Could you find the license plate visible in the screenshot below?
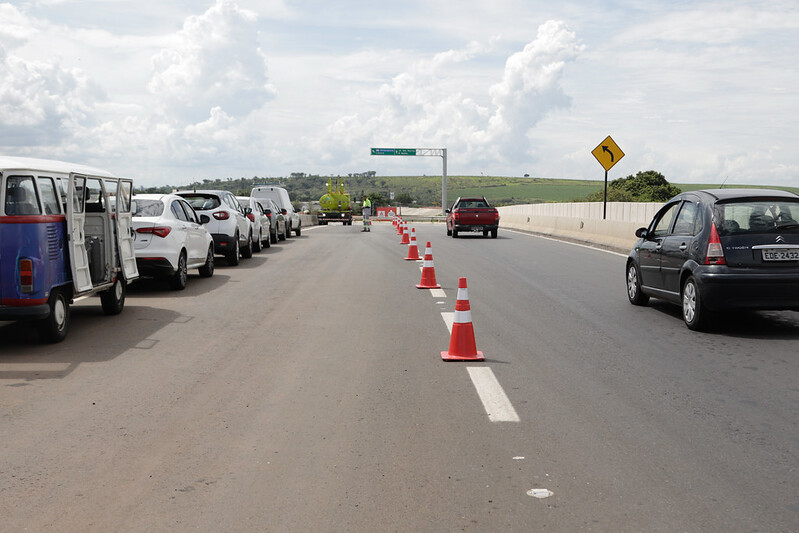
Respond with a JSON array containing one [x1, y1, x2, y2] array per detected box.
[[471, 226, 483, 232], [761, 248, 799, 261]]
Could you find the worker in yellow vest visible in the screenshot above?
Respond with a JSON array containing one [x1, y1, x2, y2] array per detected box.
[[361, 196, 372, 232]]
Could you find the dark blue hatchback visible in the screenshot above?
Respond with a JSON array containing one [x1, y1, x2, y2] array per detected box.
[[626, 188, 799, 330]]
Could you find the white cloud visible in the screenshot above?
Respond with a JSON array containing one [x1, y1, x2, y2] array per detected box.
[[148, 0, 276, 122]]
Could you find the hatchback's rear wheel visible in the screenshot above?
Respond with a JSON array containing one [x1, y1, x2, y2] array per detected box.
[[253, 230, 262, 252], [682, 276, 711, 331], [626, 262, 649, 306]]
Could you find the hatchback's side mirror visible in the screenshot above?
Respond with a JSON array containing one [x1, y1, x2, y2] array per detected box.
[[635, 227, 649, 239], [445, 209, 451, 214], [200, 214, 210, 224], [244, 207, 252, 215], [281, 209, 287, 215]]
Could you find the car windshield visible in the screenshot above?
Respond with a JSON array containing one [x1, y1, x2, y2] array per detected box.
[[133, 199, 164, 217], [181, 195, 221, 211], [715, 199, 799, 235]]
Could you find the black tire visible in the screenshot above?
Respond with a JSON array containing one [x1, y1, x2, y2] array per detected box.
[[278, 226, 287, 240], [295, 224, 301, 236], [491, 229, 498, 239], [226, 235, 240, 265], [253, 230, 262, 253], [36, 288, 70, 343], [270, 228, 278, 244], [263, 231, 271, 248], [198, 245, 215, 277], [169, 251, 188, 290], [285, 225, 291, 240], [241, 232, 253, 259], [446, 227, 452, 236], [682, 276, 712, 331], [100, 276, 126, 315], [626, 262, 649, 306]]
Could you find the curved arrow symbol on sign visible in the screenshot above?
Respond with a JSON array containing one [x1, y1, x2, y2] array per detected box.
[[602, 145, 615, 162]]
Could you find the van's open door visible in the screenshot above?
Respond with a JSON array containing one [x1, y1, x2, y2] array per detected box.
[[115, 179, 139, 281], [67, 174, 92, 293]]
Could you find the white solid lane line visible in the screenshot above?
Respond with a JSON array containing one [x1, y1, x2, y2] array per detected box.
[[467, 367, 521, 423]]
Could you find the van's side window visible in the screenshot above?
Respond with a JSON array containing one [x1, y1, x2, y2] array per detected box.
[[118, 181, 132, 213], [37, 177, 61, 215], [72, 177, 86, 213], [5, 176, 41, 215], [85, 179, 105, 212]]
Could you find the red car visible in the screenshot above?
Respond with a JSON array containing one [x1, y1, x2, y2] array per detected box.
[[446, 196, 500, 238]]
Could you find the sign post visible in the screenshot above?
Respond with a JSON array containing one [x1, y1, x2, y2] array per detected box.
[[371, 148, 448, 216], [591, 135, 625, 219]]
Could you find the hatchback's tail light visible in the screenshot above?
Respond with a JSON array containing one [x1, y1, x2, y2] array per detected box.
[[19, 258, 33, 293], [704, 223, 726, 265], [214, 211, 230, 220], [247, 213, 255, 222], [136, 227, 171, 238]]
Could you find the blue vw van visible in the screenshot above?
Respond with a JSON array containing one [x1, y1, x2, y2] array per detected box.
[[0, 157, 139, 342]]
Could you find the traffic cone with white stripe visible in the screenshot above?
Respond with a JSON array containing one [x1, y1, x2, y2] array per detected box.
[[400, 222, 410, 244], [405, 228, 421, 260], [441, 277, 484, 361], [396, 218, 404, 235], [416, 242, 441, 289]]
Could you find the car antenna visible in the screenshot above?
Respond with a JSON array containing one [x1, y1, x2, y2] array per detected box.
[[720, 176, 728, 189]]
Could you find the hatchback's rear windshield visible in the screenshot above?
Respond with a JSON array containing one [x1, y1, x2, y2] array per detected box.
[[133, 199, 164, 217], [181, 195, 221, 211], [715, 199, 799, 235]]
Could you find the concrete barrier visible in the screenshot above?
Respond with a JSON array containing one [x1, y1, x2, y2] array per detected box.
[[498, 202, 663, 251]]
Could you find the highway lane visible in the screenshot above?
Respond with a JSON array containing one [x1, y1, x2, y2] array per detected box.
[[1, 221, 797, 531]]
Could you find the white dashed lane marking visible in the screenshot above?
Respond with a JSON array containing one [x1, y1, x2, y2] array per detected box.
[[467, 367, 521, 423]]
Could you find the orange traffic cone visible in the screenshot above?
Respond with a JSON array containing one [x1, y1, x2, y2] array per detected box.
[[441, 277, 484, 361], [400, 222, 410, 244], [396, 218, 404, 235], [416, 242, 441, 289], [405, 228, 421, 260]]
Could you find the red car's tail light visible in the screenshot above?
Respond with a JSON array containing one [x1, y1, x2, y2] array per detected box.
[[136, 227, 172, 238], [19, 258, 33, 293], [704, 223, 726, 265], [214, 211, 230, 220]]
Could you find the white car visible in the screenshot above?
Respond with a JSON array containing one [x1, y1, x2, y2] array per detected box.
[[257, 197, 288, 243], [251, 185, 301, 237], [132, 194, 215, 290], [176, 190, 252, 265], [237, 196, 271, 251]]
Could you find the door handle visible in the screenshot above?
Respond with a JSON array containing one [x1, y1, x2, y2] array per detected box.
[[679, 243, 688, 251]]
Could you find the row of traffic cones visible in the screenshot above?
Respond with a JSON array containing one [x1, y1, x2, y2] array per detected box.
[[393, 219, 484, 362]]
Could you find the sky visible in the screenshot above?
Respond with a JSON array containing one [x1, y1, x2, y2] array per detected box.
[[1, 0, 797, 189]]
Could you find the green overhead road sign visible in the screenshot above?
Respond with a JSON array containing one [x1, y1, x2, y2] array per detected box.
[[371, 148, 417, 156]]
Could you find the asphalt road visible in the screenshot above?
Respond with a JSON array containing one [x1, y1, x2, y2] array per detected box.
[[1, 222, 798, 532]]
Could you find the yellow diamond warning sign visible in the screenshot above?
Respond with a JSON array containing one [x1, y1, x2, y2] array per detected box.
[[592, 136, 625, 172]]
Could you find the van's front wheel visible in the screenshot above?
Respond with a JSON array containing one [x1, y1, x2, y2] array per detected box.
[[37, 288, 70, 343], [101, 276, 126, 315]]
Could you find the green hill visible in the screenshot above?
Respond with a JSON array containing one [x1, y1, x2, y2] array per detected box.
[[137, 174, 799, 208]]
